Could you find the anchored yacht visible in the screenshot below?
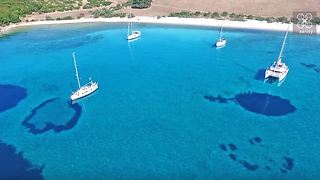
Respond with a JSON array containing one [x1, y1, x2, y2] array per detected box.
[[127, 7, 141, 41], [265, 25, 290, 81], [70, 52, 98, 101], [216, 23, 227, 48]]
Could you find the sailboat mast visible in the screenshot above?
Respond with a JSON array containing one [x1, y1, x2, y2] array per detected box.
[[72, 52, 81, 89], [127, 22, 131, 37], [277, 24, 290, 63], [218, 21, 224, 40], [127, 6, 132, 36], [219, 26, 223, 40]]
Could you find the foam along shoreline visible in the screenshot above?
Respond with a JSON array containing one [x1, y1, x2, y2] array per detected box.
[[1, 16, 320, 35]]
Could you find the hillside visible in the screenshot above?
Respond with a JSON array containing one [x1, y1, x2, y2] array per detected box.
[[133, 0, 320, 17], [1, 0, 319, 26]]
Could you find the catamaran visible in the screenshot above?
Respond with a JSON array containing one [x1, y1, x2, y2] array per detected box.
[[70, 52, 98, 101], [215, 23, 227, 47], [127, 7, 141, 41], [265, 25, 290, 81]]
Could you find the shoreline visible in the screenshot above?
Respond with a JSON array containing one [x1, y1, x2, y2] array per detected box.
[[1, 17, 320, 35]]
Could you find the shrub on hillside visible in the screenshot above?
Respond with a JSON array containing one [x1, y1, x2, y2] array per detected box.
[[311, 17, 320, 25], [131, 0, 152, 9]]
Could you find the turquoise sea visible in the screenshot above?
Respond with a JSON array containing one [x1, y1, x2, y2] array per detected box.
[[0, 23, 320, 179]]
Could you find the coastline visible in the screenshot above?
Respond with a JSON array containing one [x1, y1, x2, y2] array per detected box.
[[1, 16, 320, 35]]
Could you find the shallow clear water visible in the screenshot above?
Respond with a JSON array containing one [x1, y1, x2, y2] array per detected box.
[[0, 23, 320, 179]]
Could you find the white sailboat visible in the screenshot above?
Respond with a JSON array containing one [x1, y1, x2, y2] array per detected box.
[[70, 52, 98, 101], [127, 7, 141, 41], [265, 25, 290, 81], [215, 23, 227, 48]]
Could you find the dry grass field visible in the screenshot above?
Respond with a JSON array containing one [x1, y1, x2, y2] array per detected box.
[[131, 0, 320, 17], [22, 0, 320, 22]]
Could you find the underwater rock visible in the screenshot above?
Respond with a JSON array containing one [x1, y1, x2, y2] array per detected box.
[[22, 98, 82, 134], [0, 140, 44, 179], [300, 63, 320, 74], [204, 92, 296, 116], [300, 63, 320, 73], [280, 169, 287, 173], [229, 154, 237, 161], [282, 156, 294, 171], [249, 137, 262, 145], [228, 143, 237, 151], [234, 92, 296, 116], [220, 144, 227, 151], [254, 137, 262, 143], [300, 63, 316, 68], [219, 139, 295, 174], [249, 139, 254, 145], [204, 95, 230, 103], [49, 34, 103, 50], [0, 84, 27, 113], [239, 160, 259, 171]]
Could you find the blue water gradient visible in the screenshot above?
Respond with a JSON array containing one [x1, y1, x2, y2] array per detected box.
[[0, 23, 320, 179]]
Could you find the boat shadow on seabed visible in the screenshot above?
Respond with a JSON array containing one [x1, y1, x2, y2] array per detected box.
[[264, 77, 287, 87], [254, 69, 286, 87]]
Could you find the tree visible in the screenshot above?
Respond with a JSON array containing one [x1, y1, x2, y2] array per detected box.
[[222, 11, 228, 17]]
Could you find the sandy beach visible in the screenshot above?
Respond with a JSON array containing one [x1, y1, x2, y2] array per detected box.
[[1, 0, 318, 36], [1, 17, 320, 35]]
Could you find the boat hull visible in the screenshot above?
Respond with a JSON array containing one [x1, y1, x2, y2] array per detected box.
[[71, 82, 99, 101], [265, 68, 289, 81], [216, 39, 227, 47], [127, 31, 141, 40]]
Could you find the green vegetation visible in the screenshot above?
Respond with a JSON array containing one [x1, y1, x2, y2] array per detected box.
[[168, 11, 320, 24], [121, 0, 132, 7], [221, 11, 228, 17], [90, 0, 139, 18], [169, 11, 230, 20], [0, 0, 81, 25], [311, 17, 320, 25], [45, 16, 54, 21], [131, 0, 152, 9], [0, 0, 114, 26], [168, 11, 195, 18], [59, 16, 73, 20], [0, 0, 319, 27], [83, 0, 112, 9], [0, 0, 37, 25], [91, 8, 126, 18]]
